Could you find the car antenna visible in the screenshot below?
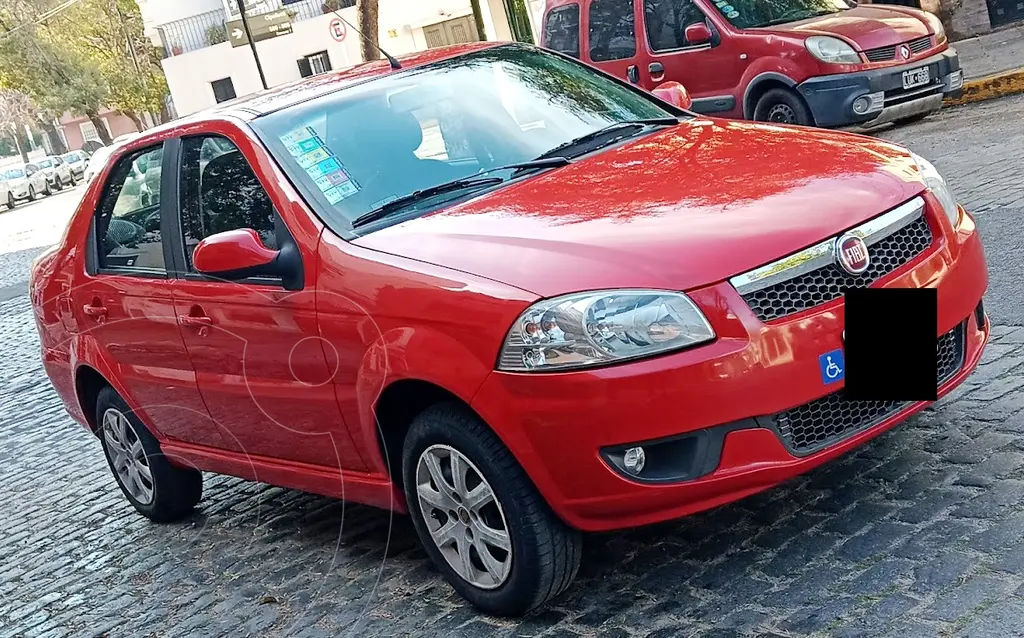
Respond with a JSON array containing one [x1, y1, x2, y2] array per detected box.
[[327, 10, 402, 70]]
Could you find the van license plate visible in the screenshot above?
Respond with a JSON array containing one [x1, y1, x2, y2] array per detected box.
[[902, 67, 930, 89]]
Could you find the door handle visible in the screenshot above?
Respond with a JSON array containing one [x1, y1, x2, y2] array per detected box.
[[649, 62, 665, 75], [179, 315, 213, 327], [626, 65, 640, 84], [83, 304, 107, 320]]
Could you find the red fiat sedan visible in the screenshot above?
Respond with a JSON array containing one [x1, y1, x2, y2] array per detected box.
[[31, 42, 988, 616]]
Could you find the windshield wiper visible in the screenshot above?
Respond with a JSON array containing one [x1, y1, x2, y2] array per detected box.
[[533, 118, 680, 162], [351, 157, 572, 229]]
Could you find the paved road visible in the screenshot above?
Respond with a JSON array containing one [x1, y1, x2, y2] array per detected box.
[[2, 96, 1024, 638]]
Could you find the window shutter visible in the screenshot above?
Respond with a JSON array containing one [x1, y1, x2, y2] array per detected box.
[[322, 53, 332, 72], [297, 57, 313, 78]]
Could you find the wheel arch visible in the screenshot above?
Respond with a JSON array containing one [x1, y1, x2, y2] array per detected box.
[[743, 72, 798, 119], [75, 364, 111, 434]]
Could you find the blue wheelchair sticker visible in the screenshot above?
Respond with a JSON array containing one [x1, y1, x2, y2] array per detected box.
[[818, 349, 845, 385]]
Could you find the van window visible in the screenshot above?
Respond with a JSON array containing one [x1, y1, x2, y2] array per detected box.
[[645, 0, 709, 51], [543, 5, 581, 58], [589, 0, 636, 62]]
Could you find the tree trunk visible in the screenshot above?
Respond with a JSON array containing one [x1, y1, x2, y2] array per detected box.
[[358, 0, 381, 62], [40, 120, 68, 155], [86, 112, 113, 145], [125, 111, 146, 133], [12, 128, 30, 164], [469, 0, 487, 41]]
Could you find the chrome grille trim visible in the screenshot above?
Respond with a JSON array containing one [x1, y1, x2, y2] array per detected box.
[[730, 197, 926, 297]]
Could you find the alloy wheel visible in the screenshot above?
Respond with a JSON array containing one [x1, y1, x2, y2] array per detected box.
[[415, 444, 512, 590], [102, 407, 155, 505]]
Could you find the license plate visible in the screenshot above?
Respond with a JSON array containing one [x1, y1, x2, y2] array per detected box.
[[902, 66, 930, 90]]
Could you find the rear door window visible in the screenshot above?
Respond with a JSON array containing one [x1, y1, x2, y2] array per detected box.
[[94, 145, 166, 273], [589, 0, 637, 62], [543, 5, 581, 58]]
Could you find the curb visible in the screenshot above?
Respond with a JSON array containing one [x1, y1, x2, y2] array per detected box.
[[944, 68, 1024, 106]]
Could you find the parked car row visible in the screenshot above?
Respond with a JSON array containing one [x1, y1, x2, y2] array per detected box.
[[0, 150, 96, 210]]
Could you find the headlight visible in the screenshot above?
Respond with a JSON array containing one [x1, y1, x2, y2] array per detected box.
[[911, 152, 960, 227], [922, 12, 947, 44], [805, 36, 861, 64], [498, 290, 715, 372]]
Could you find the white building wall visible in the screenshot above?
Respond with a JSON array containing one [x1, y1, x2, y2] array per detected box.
[[159, 0, 545, 117]]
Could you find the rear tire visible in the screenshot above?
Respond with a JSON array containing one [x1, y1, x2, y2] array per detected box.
[[28, 185, 35, 201], [753, 88, 815, 127], [43, 181, 51, 196], [96, 386, 203, 522], [402, 403, 581, 616]]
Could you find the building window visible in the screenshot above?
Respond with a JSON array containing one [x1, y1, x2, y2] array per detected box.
[[298, 51, 332, 78], [80, 121, 100, 143], [211, 78, 237, 104]]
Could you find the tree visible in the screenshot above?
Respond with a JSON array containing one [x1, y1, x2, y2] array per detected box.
[[357, 0, 380, 62], [470, 0, 487, 40], [0, 89, 36, 162]]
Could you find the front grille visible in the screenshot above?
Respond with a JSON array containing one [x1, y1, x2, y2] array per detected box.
[[741, 216, 933, 322], [863, 36, 932, 62], [767, 323, 966, 455]]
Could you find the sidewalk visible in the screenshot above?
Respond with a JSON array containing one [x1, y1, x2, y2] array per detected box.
[[955, 24, 1024, 79]]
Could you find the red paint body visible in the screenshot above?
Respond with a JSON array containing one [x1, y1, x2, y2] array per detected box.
[[542, 0, 957, 125], [30, 43, 988, 533]]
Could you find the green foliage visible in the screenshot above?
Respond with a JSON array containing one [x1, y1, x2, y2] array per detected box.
[[0, 0, 169, 126]]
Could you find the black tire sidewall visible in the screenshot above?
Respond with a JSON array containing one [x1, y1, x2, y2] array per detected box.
[[402, 406, 566, 616], [754, 88, 814, 127], [95, 386, 202, 522]]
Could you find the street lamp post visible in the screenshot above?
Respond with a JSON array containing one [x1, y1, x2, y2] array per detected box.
[[236, 0, 269, 90]]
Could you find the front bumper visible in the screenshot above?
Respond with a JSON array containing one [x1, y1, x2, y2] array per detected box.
[[472, 198, 988, 532], [798, 48, 962, 128], [9, 184, 30, 199]]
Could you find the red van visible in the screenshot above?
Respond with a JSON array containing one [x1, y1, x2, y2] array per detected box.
[[541, 0, 964, 128]]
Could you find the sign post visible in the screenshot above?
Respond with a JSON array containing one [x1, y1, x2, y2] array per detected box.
[[235, 0, 268, 90]]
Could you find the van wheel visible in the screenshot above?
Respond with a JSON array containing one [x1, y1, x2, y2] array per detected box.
[[753, 88, 814, 126], [96, 386, 203, 522], [402, 403, 582, 616]]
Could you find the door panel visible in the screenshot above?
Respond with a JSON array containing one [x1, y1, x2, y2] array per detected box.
[[169, 132, 365, 472], [74, 275, 221, 445]]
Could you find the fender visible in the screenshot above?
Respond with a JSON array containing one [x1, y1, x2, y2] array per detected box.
[[70, 332, 160, 436], [353, 324, 498, 475], [741, 70, 799, 119]]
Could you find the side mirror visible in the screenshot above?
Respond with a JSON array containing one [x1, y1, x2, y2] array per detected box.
[[192, 229, 303, 290], [685, 22, 713, 46], [653, 81, 693, 110]]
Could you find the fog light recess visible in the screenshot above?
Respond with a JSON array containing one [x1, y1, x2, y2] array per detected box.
[[622, 447, 646, 475], [853, 92, 884, 116]]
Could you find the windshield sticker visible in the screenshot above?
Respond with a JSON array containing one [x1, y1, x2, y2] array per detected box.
[[281, 126, 318, 147], [296, 147, 331, 169], [306, 157, 342, 180], [714, 0, 739, 18], [323, 181, 358, 204]]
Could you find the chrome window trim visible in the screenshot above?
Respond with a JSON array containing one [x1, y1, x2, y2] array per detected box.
[[729, 196, 926, 296]]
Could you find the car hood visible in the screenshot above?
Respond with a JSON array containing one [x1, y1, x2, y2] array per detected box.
[[762, 6, 932, 50], [354, 119, 927, 298], [7, 177, 26, 186]]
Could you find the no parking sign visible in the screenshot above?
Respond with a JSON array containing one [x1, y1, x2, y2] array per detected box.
[[329, 17, 346, 42]]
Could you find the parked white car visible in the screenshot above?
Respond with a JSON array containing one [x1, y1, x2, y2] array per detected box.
[[61, 150, 90, 180], [34, 155, 76, 192], [1, 164, 50, 208]]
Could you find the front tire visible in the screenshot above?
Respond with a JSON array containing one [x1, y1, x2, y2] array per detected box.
[[5, 193, 14, 210], [402, 403, 581, 616], [753, 88, 815, 127], [96, 386, 203, 522], [43, 181, 52, 196], [28, 185, 35, 201]]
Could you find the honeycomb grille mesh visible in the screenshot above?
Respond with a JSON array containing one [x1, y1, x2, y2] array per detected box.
[[741, 216, 933, 322], [771, 323, 966, 455]]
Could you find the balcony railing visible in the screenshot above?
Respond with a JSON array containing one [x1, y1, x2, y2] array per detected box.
[[157, 0, 356, 58]]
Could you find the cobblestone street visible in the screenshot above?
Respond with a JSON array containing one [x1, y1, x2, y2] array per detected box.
[[3, 96, 1024, 638]]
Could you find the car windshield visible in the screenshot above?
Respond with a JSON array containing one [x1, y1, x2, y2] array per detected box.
[[63, 152, 81, 162], [709, 0, 854, 29], [253, 44, 675, 234], [3, 168, 26, 179], [36, 158, 53, 168]]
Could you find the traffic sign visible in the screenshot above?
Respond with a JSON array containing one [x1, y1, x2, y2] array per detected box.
[[329, 17, 346, 42], [227, 9, 294, 47]]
